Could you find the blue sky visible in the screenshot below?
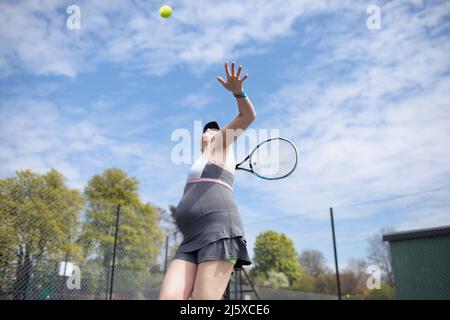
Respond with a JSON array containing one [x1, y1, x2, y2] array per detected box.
[[1, 0, 450, 270]]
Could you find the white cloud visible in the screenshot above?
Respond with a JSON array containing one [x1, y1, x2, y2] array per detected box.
[[221, 1, 450, 265], [244, 1, 450, 224], [0, 95, 185, 208], [0, 0, 329, 78], [179, 92, 215, 110]]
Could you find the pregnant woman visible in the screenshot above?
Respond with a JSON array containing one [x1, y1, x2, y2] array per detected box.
[[159, 61, 256, 300]]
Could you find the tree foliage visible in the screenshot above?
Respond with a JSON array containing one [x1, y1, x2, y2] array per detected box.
[[79, 168, 164, 294], [251, 230, 303, 286], [0, 169, 83, 298]]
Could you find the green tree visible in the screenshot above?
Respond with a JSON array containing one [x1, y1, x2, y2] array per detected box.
[[79, 168, 163, 298], [0, 169, 83, 299], [251, 231, 303, 286], [264, 270, 290, 289], [290, 273, 316, 292]]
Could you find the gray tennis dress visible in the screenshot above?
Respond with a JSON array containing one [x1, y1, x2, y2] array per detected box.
[[174, 154, 251, 268]]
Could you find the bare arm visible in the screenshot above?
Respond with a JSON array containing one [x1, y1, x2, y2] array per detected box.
[[216, 61, 256, 147]]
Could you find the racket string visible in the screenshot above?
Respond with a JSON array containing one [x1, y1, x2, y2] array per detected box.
[[250, 138, 298, 179]]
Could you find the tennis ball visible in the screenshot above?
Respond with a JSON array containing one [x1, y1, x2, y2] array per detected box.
[[159, 5, 172, 19]]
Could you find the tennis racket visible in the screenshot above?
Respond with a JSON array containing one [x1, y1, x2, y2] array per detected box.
[[235, 137, 299, 180]]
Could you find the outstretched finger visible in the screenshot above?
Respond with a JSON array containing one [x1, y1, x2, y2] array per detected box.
[[236, 65, 242, 78], [240, 74, 248, 82], [217, 76, 226, 86], [224, 61, 231, 78], [231, 61, 236, 77]]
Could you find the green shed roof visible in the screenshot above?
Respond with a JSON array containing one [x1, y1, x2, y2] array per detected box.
[[382, 225, 450, 242]]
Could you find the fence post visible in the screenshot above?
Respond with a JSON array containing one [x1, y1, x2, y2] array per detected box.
[[330, 207, 342, 300], [164, 235, 169, 274], [223, 282, 230, 300], [234, 270, 238, 300], [239, 269, 243, 300], [109, 203, 121, 300]]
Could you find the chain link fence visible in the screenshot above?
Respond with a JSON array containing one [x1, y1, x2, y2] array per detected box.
[[0, 200, 164, 299], [235, 185, 450, 300], [0, 170, 164, 300], [1, 170, 449, 300]]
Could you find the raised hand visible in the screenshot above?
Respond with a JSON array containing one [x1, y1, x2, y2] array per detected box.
[[216, 61, 248, 95]]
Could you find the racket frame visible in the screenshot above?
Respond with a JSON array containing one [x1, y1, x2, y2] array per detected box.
[[235, 137, 299, 180]]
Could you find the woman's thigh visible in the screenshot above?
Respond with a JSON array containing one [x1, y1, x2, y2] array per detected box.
[[159, 259, 198, 300], [191, 260, 234, 300]]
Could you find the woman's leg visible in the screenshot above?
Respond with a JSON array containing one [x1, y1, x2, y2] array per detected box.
[[191, 260, 234, 300], [159, 259, 198, 300]]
